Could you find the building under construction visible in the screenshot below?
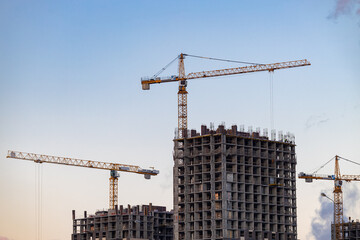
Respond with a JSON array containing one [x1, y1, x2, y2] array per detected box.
[[72, 204, 173, 240], [71, 123, 298, 240], [173, 124, 297, 240], [332, 219, 360, 240]]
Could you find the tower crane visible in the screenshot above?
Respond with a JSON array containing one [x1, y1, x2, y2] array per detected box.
[[141, 53, 311, 138], [298, 155, 360, 240], [6, 150, 159, 210]]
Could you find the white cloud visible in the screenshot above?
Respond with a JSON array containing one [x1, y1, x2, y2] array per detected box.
[[305, 114, 329, 130]]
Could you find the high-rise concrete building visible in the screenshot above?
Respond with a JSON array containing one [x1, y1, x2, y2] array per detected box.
[[72, 204, 173, 240], [173, 124, 297, 240]]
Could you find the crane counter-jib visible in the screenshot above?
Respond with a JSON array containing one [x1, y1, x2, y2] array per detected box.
[[6, 150, 159, 176], [298, 172, 335, 180], [298, 172, 360, 182]]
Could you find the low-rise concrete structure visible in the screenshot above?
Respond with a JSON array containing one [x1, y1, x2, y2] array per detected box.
[[72, 204, 173, 240], [332, 220, 360, 240]]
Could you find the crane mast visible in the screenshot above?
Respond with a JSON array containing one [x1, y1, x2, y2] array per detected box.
[[141, 53, 311, 139], [178, 53, 187, 138], [298, 155, 360, 240], [333, 156, 344, 240], [7, 150, 159, 209]]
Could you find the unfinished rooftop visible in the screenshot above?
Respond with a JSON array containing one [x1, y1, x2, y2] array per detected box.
[[177, 124, 295, 144]]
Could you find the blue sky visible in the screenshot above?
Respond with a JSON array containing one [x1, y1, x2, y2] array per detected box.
[[0, 1, 359, 239]]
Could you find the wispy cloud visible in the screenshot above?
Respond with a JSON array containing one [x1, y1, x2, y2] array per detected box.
[[305, 114, 329, 130], [328, 0, 360, 20]]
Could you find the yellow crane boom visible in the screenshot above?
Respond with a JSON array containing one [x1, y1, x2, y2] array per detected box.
[[298, 155, 360, 240], [141, 53, 310, 138], [7, 150, 159, 209]]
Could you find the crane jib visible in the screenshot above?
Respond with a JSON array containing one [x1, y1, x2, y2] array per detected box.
[[141, 59, 311, 88], [6, 150, 159, 176]]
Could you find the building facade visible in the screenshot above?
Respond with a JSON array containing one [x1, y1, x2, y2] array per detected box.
[[332, 220, 360, 240], [72, 204, 173, 240], [173, 124, 297, 240]]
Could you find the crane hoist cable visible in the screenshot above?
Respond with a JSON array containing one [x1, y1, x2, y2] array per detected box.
[[35, 163, 43, 240], [269, 71, 274, 130]]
